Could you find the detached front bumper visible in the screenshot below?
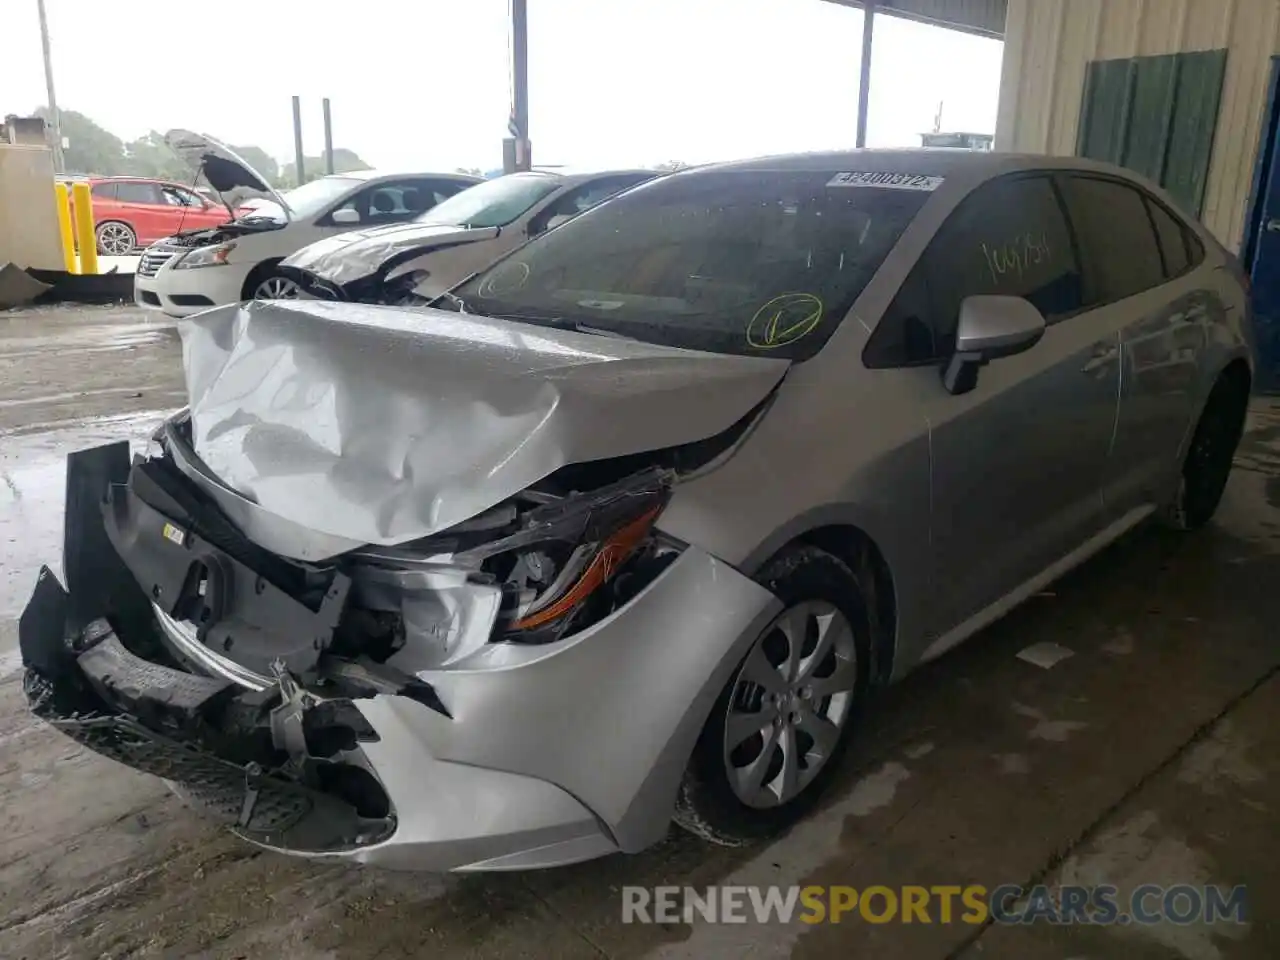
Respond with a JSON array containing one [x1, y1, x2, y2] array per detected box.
[[20, 441, 780, 871]]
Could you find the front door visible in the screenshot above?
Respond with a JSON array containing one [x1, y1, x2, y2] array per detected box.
[[868, 173, 1121, 634]]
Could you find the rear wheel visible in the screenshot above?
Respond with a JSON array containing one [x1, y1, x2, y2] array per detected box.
[[673, 544, 871, 846], [95, 221, 136, 256], [1166, 365, 1250, 530]]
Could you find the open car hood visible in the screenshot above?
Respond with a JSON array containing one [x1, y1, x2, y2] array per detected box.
[[281, 222, 499, 287], [178, 300, 788, 556], [164, 129, 291, 216]]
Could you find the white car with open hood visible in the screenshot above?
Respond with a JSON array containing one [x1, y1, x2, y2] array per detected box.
[[133, 130, 480, 317], [278, 168, 657, 304]]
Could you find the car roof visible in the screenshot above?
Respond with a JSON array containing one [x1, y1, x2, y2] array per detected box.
[[689, 148, 1153, 188], [489, 169, 656, 189], [334, 169, 483, 183], [91, 175, 192, 183]]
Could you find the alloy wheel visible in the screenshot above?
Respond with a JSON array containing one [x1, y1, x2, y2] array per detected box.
[[723, 600, 858, 809], [254, 275, 301, 300], [96, 223, 135, 255]]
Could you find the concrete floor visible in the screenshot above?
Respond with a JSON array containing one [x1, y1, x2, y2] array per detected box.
[[0, 304, 1276, 960]]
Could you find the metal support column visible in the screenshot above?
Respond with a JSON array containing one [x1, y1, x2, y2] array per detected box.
[[856, 0, 876, 148], [36, 0, 65, 172], [291, 96, 306, 185], [507, 0, 531, 172], [322, 98, 335, 175]]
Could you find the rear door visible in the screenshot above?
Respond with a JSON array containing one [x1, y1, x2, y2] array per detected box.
[[1057, 174, 1210, 514], [112, 180, 167, 244], [865, 173, 1121, 633]]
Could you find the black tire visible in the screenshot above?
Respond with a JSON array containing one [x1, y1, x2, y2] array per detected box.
[[673, 544, 873, 846], [1166, 366, 1250, 530], [94, 220, 136, 256], [240, 261, 298, 301]]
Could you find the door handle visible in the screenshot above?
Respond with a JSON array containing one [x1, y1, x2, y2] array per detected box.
[[1266, 218, 1280, 232], [1083, 344, 1119, 374]]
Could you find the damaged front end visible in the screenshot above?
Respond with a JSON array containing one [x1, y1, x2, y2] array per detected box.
[[20, 426, 680, 858]]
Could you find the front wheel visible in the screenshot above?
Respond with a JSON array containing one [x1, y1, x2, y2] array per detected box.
[[251, 273, 301, 300], [673, 544, 872, 846]]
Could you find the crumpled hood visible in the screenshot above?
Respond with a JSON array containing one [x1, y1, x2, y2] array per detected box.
[[281, 222, 499, 287], [178, 299, 788, 554]]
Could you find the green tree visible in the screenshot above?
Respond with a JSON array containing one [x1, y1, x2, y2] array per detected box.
[[36, 107, 123, 176], [229, 145, 280, 185], [121, 131, 190, 180], [278, 149, 371, 187], [455, 166, 483, 177]]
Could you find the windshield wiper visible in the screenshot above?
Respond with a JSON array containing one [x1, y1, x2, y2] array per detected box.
[[487, 311, 636, 341], [432, 290, 469, 313], [572, 322, 636, 341]]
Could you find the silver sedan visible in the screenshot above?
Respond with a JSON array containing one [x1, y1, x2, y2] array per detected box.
[[20, 150, 1253, 870]]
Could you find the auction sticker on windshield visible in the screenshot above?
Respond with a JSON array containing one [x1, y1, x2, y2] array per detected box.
[[827, 171, 944, 191]]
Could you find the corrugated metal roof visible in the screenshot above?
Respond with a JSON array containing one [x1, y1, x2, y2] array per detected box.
[[821, 0, 1008, 39]]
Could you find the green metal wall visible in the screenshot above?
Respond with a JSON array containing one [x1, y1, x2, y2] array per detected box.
[[1076, 49, 1227, 215]]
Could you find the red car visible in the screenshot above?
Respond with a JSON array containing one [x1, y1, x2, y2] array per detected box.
[[85, 177, 231, 255]]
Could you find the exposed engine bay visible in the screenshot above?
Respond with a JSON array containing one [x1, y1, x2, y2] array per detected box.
[[167, 216, 286, 250]]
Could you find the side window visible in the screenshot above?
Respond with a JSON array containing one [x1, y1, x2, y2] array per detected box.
[[866, 174, 1081, 367], [366, 185, 408, 222], [115, 181, 160, 204], [1059, 175, 1165, 305], [91, 182, 117, 201], [161, 186, 202, 207], [1145, 195, 1202, 278], [428, 179, 472, 205], [529, 175, 651, 235], [333, 180, 429, 224]]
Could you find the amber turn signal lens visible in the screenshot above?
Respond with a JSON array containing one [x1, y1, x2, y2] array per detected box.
[[511, 505, 662, 631]]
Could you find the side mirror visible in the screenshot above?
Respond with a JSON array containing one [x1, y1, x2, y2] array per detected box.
[[331, 207, 361, 225], [942, 295, 1046, 396]]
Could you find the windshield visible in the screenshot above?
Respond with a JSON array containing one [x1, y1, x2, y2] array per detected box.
[[266, 176, 361, 220], [418, 174, 560, 228], [451, 169, 932, 360]]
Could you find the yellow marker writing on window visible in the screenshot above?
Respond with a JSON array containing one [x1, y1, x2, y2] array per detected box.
[[747, 293, 824, 349]]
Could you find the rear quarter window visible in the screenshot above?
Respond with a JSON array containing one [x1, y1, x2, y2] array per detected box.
[[1145, 195, 1204, 278], [1059, 175, 1165, 304]]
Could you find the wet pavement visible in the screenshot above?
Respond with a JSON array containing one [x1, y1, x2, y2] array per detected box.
[[0, 304, 1277, 959]]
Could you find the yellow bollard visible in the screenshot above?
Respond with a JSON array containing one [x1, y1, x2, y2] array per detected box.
[[70, 180, 99, 275], [54, 182, 77, 273]]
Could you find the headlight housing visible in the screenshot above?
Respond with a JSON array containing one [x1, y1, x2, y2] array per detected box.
[[454, 468, 677, 644], [174, 242, 237, 269]]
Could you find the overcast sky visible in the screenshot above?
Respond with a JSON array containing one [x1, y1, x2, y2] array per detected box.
[[1, 0, 1003, 172]]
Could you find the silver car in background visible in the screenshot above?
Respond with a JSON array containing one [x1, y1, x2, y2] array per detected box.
[[278, 168, 656, 304], [20, 150, 1252, 871]]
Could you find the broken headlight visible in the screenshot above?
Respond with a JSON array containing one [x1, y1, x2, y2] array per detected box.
[[455, 468, 677, 644]]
